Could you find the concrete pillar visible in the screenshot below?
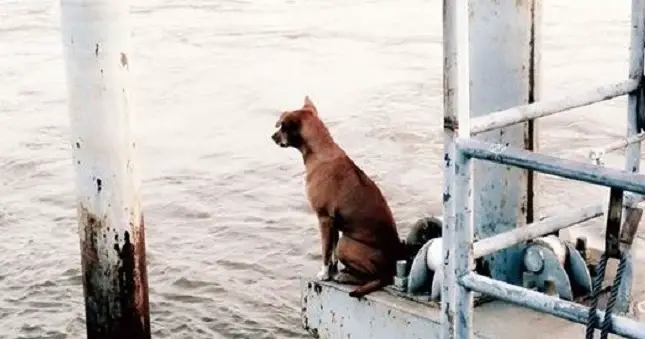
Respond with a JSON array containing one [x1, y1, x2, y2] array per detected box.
[[59, 0, 151, 337]]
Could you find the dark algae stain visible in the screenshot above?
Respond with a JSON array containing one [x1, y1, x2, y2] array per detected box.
[[79, 205, 150, 339]]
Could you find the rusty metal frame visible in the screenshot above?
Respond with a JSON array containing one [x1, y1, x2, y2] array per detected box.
[[452, 138, 645, 338], [443, 0, 645, 338]]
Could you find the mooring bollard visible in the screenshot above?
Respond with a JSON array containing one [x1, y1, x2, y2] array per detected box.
[[58, 0, 151, 338]]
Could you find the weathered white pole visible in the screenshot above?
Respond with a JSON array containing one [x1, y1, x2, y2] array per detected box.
[[441, 0, 471, 336], [59, 0, 151, 338], [617, 0, 645, 316], [625, 0, 645, 174]]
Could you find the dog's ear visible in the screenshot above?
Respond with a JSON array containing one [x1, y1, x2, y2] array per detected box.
[[303, 96, 318, 115]]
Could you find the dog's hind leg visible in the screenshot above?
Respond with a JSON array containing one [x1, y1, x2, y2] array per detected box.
[[336, 236, 394, 297], [336, 236, 382, 276]]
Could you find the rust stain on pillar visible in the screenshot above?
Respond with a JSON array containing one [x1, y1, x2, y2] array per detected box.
[[80, 206, 150, 339]]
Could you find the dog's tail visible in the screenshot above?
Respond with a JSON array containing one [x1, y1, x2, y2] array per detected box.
[[349, 277, 391, 298]]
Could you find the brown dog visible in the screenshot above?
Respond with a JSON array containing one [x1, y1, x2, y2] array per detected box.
[[271, 96, 403, 298]]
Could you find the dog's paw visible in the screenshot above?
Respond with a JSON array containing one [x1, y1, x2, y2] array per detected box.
[[316, 266, 332, 281]]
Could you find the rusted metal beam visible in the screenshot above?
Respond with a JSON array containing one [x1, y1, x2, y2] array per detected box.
[[59, 0, 151, 338], [620, 207, 643, 248], [605, 188, 625, 259], [470, 79, 639, 135], [460, 273, 645, 339]]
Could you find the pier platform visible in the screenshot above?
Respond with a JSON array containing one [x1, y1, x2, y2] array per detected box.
[[301, 233, 645, 339]]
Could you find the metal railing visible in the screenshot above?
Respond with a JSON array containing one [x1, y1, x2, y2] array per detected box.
[[441, 0, 645, 338]]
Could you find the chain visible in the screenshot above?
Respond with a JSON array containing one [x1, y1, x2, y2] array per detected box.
[[600, 252, 626, 339], [586, 252, 608, 339], [585, 252, 627, 339]]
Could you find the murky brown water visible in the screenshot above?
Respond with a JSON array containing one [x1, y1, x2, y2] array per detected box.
[[1, 0, 644, 338]]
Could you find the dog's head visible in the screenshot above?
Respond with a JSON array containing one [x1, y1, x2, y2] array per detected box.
[[271, 96, 319, 149]]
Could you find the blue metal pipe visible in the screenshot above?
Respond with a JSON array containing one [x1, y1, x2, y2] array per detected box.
[[460, 273, 645, 339], [456, 138, 645, 195]]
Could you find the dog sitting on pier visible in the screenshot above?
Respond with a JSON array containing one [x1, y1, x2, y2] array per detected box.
[[271, 96, 404, 298]]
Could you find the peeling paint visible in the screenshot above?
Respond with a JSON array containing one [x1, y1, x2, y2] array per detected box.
[[120, 52, 128, 69]]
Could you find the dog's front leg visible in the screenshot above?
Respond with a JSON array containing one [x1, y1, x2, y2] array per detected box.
[[316, 215, 339, 281]]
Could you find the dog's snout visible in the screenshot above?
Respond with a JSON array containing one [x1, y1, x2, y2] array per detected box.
[[271, 131, 280, 143]]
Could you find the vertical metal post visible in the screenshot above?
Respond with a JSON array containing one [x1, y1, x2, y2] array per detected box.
[[626, 0, 645, 175], [468, 0, 541, 285], [59, 0, 151, 338], [527, 0, 542, 226], [442, 0, 470, 337], [442, 0, 459, 336], [454, 146, 474, 339], [618, 0, 645, 314]]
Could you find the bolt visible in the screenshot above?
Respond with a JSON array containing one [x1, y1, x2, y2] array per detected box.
[[393, 276, 408, 292], [396, 260, 407, 278], [523, 245, 545, 273]]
